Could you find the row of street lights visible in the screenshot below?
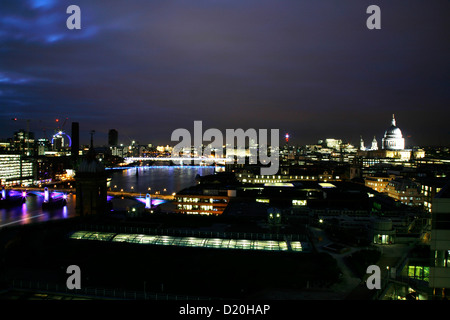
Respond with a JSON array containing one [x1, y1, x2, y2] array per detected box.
[[111, 185, 168, 195]]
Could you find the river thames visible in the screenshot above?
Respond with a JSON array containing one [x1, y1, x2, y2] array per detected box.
[[108, 165, 216, 195], [0, 166, 216, 228]]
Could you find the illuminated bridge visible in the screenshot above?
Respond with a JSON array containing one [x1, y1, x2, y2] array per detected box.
[[124, 157, 233, 164], [0, 188, 67, 207], [2, 187, 169, 210]]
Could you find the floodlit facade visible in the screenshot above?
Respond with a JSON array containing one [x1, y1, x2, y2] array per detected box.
[[365, 175, 393, 193], [236, 172, 340, 184], [385, 178, 423, 207], [357, 114, 425, 161], [175, 194, 229, 215], [382, 114, 405, 151]]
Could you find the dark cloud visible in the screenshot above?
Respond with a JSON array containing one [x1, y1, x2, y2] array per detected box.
[[0, 0, 449, 146]]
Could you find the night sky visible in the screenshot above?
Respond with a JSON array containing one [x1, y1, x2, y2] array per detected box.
[[1, 0, 449, 147]]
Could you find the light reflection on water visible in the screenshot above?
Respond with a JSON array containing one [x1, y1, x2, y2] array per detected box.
[[0, 193, 77, 228], [21, 202, 29, 224], [109, 166, 216, 194], [0, 167, 216, 227]]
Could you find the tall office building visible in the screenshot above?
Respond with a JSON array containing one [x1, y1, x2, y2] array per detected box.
[[108, 129, 118, 146], [429, 184, 450, 299], [13, 129, 35, 156], [71, 122, 80, 159], [0, 154, 34, 186]]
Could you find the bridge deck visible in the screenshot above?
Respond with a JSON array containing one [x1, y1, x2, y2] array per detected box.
[[11, 188, 175, 200], [124, 157, 232, 163]]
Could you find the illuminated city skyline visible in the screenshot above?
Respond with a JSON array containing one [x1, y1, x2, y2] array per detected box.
[[1, 0, 449, 146]]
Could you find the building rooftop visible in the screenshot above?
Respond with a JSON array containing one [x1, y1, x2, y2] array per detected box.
[[176, 184, 233, 196], [69, 230, 309, 252], [388, 178, 420, 191], [416, 177, 450, 187], [222, 198, 268, 217], [434, 183, 450, 199]]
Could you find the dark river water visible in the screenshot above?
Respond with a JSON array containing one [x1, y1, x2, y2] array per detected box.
[[108, 165, 216, 195], [0, 166, 216, 228]]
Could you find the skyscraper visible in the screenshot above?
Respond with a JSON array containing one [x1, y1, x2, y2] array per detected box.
[[71, 122, 80, 159], [13, 129, 34, 156], [108, 129, 118, 146]]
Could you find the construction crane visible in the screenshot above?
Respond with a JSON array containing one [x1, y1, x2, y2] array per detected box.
[[55, 117, 69, 133]]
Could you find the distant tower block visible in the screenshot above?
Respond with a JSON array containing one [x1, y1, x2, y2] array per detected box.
[[108, 129, 118, 146], [71, 122, 80, 159], [75, 131, 107, 216]]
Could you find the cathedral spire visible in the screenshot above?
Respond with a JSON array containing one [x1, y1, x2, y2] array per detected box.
[[371, 136, 378, 150], [391, 114, 396, 126]]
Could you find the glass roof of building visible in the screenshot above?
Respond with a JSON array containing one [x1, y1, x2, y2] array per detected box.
[[70, 231, 117, 241], [69, 231, 307, 252]]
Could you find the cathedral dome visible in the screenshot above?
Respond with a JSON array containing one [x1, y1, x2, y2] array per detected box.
[[382, 114, 405, 150], [384, 125, 403, 139]]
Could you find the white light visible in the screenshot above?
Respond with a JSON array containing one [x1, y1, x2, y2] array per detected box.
[[44, 187, 49, 202], [145, 193, 151, 209]]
